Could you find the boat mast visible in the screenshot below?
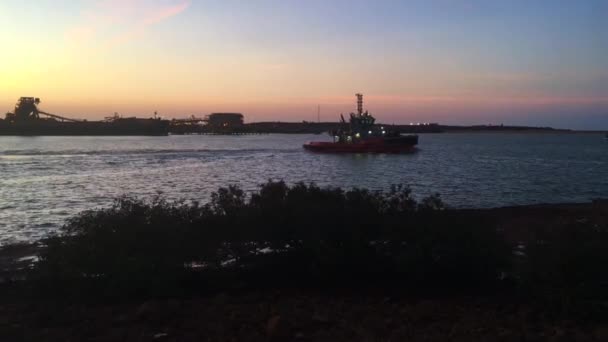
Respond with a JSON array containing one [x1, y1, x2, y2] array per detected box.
[[356, 93, 363, 116], [317, 104, 321, 123]]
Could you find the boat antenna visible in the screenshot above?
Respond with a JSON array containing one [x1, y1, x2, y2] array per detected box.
[[317, 104, 321, 123], [356, 93, 363, 116]]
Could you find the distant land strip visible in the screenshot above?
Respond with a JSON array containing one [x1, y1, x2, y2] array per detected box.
[[169, 121, 606, 135]]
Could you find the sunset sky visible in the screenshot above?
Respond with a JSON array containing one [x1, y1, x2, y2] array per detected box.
[[1, 0, 606, 129]]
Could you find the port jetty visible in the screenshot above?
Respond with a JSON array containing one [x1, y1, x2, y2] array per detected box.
[[1, 182, 607, 340], [1, 98, 169, 136]]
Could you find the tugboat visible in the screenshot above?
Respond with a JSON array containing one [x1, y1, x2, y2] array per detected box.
[[303, 94, 418, 153]]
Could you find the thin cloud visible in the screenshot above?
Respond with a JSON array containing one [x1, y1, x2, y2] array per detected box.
[[66, 0, 191, 48]]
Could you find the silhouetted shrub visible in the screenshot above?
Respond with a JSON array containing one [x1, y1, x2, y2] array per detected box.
[[381, 213, 510, 290], [32, 181, 511, 297], [524, 221, 608, 301], [36, 197, 200, 297]]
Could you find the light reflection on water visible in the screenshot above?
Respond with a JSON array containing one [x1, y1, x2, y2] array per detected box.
[[0, 133, 607, 244]]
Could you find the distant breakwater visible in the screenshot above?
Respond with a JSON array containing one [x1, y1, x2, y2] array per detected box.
[[168, 121, 577, 135]]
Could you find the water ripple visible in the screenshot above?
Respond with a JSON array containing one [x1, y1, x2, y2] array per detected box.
[[0, 133, 607, 245]]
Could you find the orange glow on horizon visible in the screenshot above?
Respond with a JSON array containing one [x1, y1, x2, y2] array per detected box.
[[1, 1, 606, 128]]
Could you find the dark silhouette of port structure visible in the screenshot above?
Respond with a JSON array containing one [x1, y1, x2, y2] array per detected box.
[[1, 97, 169, 136], [2, 97, 572, 136], [170, 112, 250, 135]]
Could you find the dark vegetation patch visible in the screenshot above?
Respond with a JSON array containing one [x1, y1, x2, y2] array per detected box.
[[32, 182, 509, 297], [1, 182, 607, 320]]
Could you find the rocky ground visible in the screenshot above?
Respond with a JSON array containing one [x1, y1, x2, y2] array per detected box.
[[2, 291, 608, 342]]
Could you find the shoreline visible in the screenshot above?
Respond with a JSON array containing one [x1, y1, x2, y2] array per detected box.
[[169, 120, 608, 135], [438, 129, 607, 134]]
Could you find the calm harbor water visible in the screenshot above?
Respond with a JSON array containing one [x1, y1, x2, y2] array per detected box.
[[1, 133, 607, 244]]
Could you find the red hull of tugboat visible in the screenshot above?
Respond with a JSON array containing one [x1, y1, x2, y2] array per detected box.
[[303, 136, 418, 153]]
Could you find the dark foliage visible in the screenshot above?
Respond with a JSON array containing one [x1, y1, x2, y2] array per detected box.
[[523, 221, 608, 318], [29, 181, 510, 297], [25, 181, 607, 309]]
